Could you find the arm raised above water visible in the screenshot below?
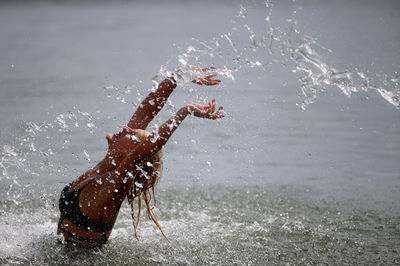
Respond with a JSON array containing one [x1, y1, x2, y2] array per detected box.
[[117, 100, 224, 191], [127, 77, 177, 130], [127, 66, 221, 130]]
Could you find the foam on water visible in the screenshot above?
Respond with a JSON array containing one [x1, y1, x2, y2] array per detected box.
[[0, 186, 398, 264]]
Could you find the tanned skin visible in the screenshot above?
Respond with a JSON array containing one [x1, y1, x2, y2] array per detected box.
[[58, 67, 223, 248]]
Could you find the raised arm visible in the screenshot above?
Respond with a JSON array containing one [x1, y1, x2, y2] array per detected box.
[[117, 99, 224, 191], [127, 77, 177, 130], [127, 66, 221, 130], [145, 99, 224, 154]]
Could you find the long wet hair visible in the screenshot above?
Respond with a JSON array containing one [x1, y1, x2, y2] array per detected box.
[[126, 150, 172, 244]]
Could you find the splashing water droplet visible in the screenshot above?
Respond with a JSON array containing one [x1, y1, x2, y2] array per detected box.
[[236, 5, 248, 18], [83, 149, 90, 162]]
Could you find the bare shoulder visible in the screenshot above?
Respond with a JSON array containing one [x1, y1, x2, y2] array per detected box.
[[70, 168, 99, 189]]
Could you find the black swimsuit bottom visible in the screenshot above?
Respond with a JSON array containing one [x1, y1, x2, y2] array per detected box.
[[58, 182, 120, 251]]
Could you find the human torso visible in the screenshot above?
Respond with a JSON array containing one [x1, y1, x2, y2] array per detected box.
[[58, 168, 129, 250]]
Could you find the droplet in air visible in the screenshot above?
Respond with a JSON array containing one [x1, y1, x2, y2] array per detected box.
[[236, 5, 248, 18], [84, 149, 90, 161], [131, 135, 140, 142]]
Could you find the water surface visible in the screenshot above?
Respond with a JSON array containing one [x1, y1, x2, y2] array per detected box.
[[0, 0, 399, 264]]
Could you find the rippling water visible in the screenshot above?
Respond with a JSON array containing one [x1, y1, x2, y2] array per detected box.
[[0, 0, 399, 264], [1, 186, 399, 264]]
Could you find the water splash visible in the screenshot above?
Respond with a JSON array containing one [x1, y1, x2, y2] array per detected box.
[[104, 85, 132, 104], [1, 0, 397, 207], [0, 107, 98, 201], [155, 1, 399, 110], [0, 2, 398, 264], [281, 21, 400, 109]]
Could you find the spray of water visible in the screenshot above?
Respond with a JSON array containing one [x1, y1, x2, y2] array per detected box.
[[154, 1, 399, 110], [0, 107, 97, 202], [0, 1, 399, 262], [0, 0, 398, 216], [1, 0, 398, 206]]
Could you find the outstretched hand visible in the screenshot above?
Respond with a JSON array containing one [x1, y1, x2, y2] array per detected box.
[[191, 66, 222, 86], [188, 99, 224, 120]]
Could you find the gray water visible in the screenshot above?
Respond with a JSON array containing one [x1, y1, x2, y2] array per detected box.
[[0, 0, 399, 264]]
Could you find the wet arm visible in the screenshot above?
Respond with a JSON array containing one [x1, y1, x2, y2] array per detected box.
[[127, 66, 221, 130], [118, 106, 190, 178], [117, 101, 223, 191], [127, 78, 177, 130]]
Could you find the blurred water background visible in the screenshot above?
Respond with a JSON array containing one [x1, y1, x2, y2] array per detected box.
[[0, 0, 399, 264]]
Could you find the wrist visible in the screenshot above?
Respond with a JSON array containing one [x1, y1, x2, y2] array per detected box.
[[160, 77, 177, 90], [171, 66, 201, 85], [167, 76, 178, 87], [178, 105, 191, 118]]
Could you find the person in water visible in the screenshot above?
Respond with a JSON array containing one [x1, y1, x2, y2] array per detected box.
[[57, 66, 224, 251]]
